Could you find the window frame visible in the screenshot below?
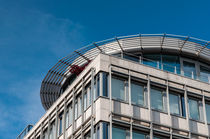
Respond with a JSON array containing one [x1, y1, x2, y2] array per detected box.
[[130, 80, 146, 107], [169, 91, 185, 117], [188, 96, 203, 122], [199, 63, 210, 83], [111, 75, 129, 103]]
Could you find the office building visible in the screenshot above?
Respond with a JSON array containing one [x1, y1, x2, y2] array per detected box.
[[23, 34, 210, 139]]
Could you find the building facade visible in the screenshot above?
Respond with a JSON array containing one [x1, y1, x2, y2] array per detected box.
[[23, 34, 210, 139]]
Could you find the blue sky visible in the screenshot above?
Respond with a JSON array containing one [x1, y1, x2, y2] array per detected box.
[[0, 0, 210, 138]]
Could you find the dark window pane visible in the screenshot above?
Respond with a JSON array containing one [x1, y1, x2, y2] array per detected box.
[[123, 53, 139, 63], [143, 54, 161, 69], [162, 55, 180, 74], [183, 61, 196, 79]]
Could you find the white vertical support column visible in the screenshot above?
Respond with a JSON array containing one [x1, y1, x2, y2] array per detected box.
[[55, 106, 59, 139], [63, 98, 67, 139], [184, 85, 190, 138], [109, 65, 112, 139], [47, 115, 51, 139], [147, 75, 153, 139], [81, 78, 85, 139], [91, 68, 95, 139]]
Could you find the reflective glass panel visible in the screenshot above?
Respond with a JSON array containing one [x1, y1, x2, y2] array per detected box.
[[112, 127, 127, 139], [188, 98, 199, 120], [205, 103, 210, 123], [200, 65, 210, 83], [162, 55, 180, 74], [112, 77, 126, 101], [183, 61, 196, 79], [151, 88, 163, 111], [131, 82, 144, 106], [169, 93, 180, 115], [143, 54, 161, 69], [133, 131, 145, 139], [123, 53, 139, 63]]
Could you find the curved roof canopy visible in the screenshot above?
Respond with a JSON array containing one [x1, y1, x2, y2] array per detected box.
[[41, 34, 210, 110]]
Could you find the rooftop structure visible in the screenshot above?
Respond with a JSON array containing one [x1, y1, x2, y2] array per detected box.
[[24, 34, 210, 139]]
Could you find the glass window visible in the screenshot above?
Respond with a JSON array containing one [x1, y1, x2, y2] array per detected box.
[[84, 92, 87, 110], [69, 105, 73, 125], [133, 131, 146, 139], [200, 65, 210, 83], [169, 93, 180, 115], [188, 98, 200, 120], [151, 88, 164, 111], [143, 54, 161, 69], [162, 55, 180, 74], [74, 101, 78, 119], [87, 86, 92, 107], [112, 127, 129, 139], [205, 103, 210, 123], [102, 72, 108, 97], [74, 95, 82, 119], [111, 77, 127, 102], [131, 82, 144, 106], [65, 111, 69, 129], [123, 53, 139, 63], [49, 122, 55, 139], [78, 96, 82, 117], [183, 61, 197, 79], [59, 114, 63, 135], [102, 123, 108, 139]]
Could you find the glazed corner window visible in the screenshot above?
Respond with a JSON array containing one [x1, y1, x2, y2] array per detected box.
[[111, 77, 128, 102], [169, 92, 186, 117], [112, 127, 129, 139], [205, 102, 210, 123], [151, 87, 167, 112], [188, 97, 203, 121], [131, 81, 145, 106]]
